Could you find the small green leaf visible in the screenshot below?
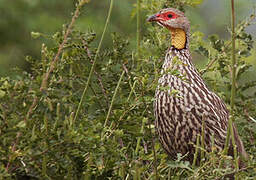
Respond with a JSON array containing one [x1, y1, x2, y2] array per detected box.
[[0, 90, 5, 98], [31, 31, 41, 39], [16, 121, 26, 128]]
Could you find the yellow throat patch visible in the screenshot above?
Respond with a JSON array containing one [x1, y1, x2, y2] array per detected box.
[[169, 28, 186, 49]]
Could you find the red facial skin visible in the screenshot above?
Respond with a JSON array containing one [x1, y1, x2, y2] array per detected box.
[[147, 11, 179, 22]]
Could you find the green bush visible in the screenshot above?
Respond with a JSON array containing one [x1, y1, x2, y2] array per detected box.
[[0, 0, 255, 179]]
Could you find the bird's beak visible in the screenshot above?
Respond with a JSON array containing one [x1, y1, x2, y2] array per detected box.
[[147, 14, 159, 22]]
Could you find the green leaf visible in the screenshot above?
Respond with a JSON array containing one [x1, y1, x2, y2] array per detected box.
[[0, 89, 5, 98], [16, 121, 26, 128]]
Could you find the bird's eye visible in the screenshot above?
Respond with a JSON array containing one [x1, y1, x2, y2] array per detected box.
[[167, 14, 173, 18]]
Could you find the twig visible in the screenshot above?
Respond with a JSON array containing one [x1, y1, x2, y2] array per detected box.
[[200, 114, 206, 164], [149, 120, 159, 180], [135, 117, 146, 155], [192, 134, 200, 167], [6, 132, 21, 172], [224, 1, 239, 178], [25, 97, 38, 123], [230, 0, 238, 166], [199, 41, 231, 75], [137, 0, 141, 68], [40, 3, 82, 92], [89, 84, 105, 111], [25, 2, 87, 122], [199, 57, 218, 75], [104, 69, 125, 127], [82, 40, 109, 107], [200, 12, 256, 76]]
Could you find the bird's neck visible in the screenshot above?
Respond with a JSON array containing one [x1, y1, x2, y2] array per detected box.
[[169, 28, 188, 50], [161, 27, 192, 72], [163, 47, 192, 71]]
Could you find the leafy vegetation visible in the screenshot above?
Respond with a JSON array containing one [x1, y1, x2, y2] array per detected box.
[[0, 0, 255, 179]]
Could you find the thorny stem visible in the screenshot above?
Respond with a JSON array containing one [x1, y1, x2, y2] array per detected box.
[[224, 0, 239, 176], [25, 1, 87, 122], [40, 3, 82, 92], [20, 1, 87, 173], [230, 0, 239, 172], [230, 0, 236, 127], [74, 0, 114, 122]]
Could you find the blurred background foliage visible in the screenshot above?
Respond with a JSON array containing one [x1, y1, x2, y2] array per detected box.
[[0, 0, 256, 76]]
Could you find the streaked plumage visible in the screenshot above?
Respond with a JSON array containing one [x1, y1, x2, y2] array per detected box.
[[147, 8, 247, 163]]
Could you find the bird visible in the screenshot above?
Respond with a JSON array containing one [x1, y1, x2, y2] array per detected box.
[[147, 8, 247, 165]]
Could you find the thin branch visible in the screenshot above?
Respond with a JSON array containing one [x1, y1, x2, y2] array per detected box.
[[200, 114, 206, 165], [25, 96, 38, 123], [104, 69, 125, 127], [149, 120, 159, 180], [82, 41, 109, 107], [192, 134, 200, 167], [40, 3, 82, 91], [200, 12, 256, 76], [74, 0, 114, 122], [25, 2, 87, 122], [230, 0, 238, 164], [6, 132, 21, 172], [200, 41, 231, 75], [136, 0, 141, 69], [224, 0, 239, 177]]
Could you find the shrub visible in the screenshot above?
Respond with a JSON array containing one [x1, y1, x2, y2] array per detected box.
[[0, 0, 255, 179]]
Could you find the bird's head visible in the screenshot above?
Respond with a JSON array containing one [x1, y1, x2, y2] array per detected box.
[[147, 8, 190, 49], [147, 8, 190, 33]]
